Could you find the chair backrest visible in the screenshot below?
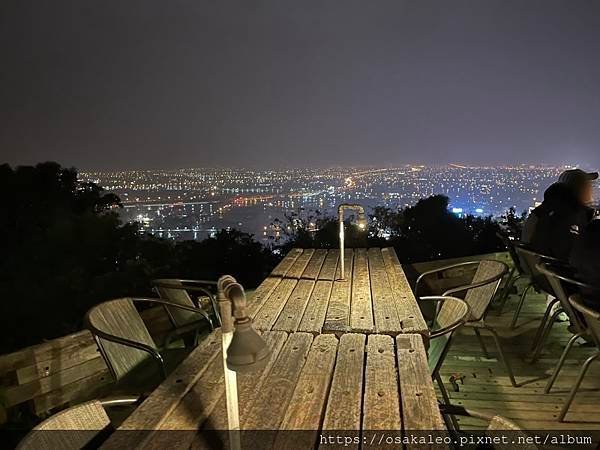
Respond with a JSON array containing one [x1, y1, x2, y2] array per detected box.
[[570, 294, 600, 348], [463, 260, 508, 321], [514, 245, 558, 295], [486, 415, 538, 450], [86, 298, 157, 380], [153, 279, 197, 327], [428, 297, 470, 376], [537, 264, 594, 334], [16, 400, 110, 450]]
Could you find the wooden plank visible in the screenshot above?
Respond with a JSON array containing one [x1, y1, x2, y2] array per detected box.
[[318, 249, 339, 281], [204, 331, 289, 431], [285, 248, 315, 279], [367, 248, 402, 335], [274, 334, 338, 447], [321, 334, 365, 438], [243, 333, 313, 430], [247, 277, 282, 318], [102, 330, 222, 450], [0, 330, 94, 375], [5, 357, 108, 407], [253, 278, 298, 331], [350, 248, 374, 333], [270, 248, 303, 277], [322, 280, 351, 334], [396, 334, 445, 432], [272, 279, 315, 332], [33, 368, 112, 414], [301, 248, 327, 280], [298, 280, 333, 334], [382, 247, 428, 338], [16, 342, 101, 385], [363, 334, 401, 430]]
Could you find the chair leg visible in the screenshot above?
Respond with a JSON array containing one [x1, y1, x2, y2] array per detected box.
[[474, 328, 491, 359], [435, 373, 460, 431], [530, 307, 563, 363], [510, 282, 533, 328], [486, 325, 519, 387], [544, 332, 583, 394], [530, 298, 560, 352], [496, 272, 522, 314], [558, 353, 600, 422]]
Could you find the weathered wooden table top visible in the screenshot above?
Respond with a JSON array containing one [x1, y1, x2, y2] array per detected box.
[[248, 248, 428, 340], [102, 330, 445, 450]]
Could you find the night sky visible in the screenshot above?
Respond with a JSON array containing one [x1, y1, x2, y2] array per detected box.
[[2, 1, 600, 170]]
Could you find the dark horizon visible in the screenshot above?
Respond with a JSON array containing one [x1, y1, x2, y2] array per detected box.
[[2, 1, 600, 170]]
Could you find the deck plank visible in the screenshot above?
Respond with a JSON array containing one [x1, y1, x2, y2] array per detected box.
[[382, 247, 428, 338], [247, 276, 281, 318], [350, 248, 374, 333], [272, 279, 315, 332], [368, 248, 403, 335], [253, 278, 298, 331], [396, 334, 446, 431], [243, 332, 313, 428], [298, 280, 334, 334], [274, 334, 338, 448], [321, 334, 366, 447], [322, 279, 352, 334], [318, 249, 339, 281], [301, 248, 328, 280], [363, 334, 401, 430], [285, 248, 315, 279], [270, 248, 303, 277]]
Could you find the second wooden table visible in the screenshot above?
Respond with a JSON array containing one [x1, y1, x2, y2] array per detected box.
[[248, 247, 428, 341]]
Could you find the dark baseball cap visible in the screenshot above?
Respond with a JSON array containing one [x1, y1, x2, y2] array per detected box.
[[558, 169, 599, 187]]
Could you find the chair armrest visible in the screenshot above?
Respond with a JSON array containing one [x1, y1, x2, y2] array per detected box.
[[415, 261, 482, 298], [418, 296, 470, 339], [100, 396, 142, 408], [132, 297, 214, 330], [152, 280, 220, 324], [85, 321, 167, 379]]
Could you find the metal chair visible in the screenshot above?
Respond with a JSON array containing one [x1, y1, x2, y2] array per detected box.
[[535, 263, 596, 369], [85, 297, 213, 382], [421, 295, 470, 430], [153, 279, 220, 346], [416, 260, 520, 387], [152, 278, 220, 326], [557, 294, 600, 422], [511, 245, 562, 334], [16, 397, 140, 450], [439, 404, 538, 448]]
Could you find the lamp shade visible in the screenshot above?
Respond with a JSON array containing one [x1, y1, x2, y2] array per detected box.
[[226, 321, 271, 372]]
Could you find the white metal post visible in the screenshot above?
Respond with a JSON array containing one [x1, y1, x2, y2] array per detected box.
[[339, 217, 345, 280], [222, 332, 241, 450]]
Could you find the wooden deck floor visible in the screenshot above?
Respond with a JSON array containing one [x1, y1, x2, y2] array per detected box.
[[438, 279, 600, 434]]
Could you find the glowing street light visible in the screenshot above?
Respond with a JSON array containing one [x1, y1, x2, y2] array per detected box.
[[338, 203, 367, 280]]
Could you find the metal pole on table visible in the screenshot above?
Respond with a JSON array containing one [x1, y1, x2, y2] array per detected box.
[[217, 278, 240, 450], [337, 204, 367, 281], [217, 276, 271, 450]]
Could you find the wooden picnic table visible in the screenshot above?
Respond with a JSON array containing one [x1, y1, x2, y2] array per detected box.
[[248, 248, 429, 341], [102, 330, 445, 450]]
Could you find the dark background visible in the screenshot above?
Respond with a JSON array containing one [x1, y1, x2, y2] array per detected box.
[[2, 0, 600, 169]]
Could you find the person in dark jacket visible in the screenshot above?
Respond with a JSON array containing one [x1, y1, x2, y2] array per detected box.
[[569, 218, 600, 309], [522, 169, 597, 261]]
